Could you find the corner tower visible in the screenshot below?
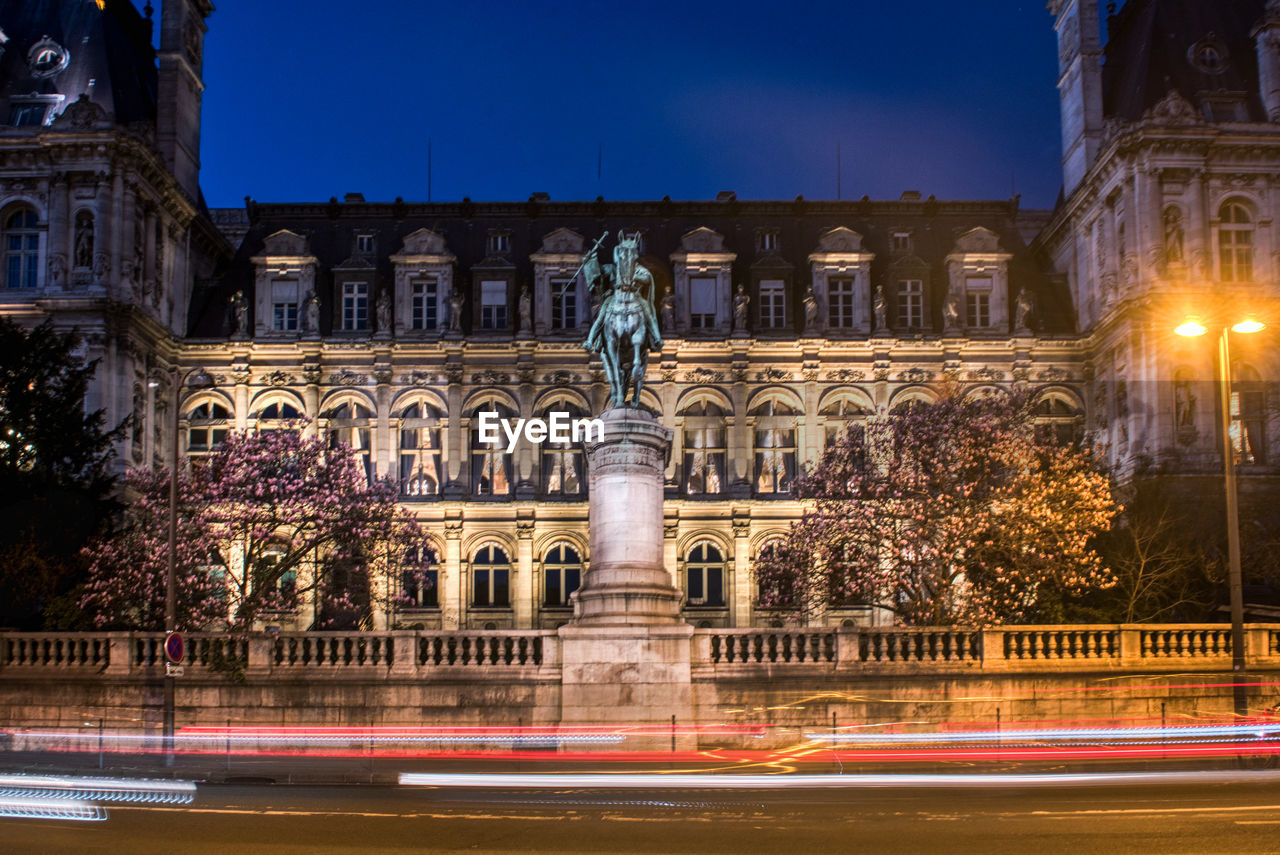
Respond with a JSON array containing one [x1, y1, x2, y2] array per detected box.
[[1050, 0, 1105, 198], [156, 0, 214, 201]]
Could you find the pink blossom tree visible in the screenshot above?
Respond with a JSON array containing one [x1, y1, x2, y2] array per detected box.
[[81, 427, 432, 630], [754, 391, 1118, 626]]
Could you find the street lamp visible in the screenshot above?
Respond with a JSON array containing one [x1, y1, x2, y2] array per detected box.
[[160, 366, 213, 762], [1175, 315, 1266, 717]]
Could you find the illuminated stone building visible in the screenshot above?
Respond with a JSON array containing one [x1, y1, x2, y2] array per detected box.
[[0, 0, 1275, 631]]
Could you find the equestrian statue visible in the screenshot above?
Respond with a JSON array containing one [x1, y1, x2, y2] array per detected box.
[[580, 231, 663, 408]]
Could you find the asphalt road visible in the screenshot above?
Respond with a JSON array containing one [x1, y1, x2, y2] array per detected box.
[[6, 775, 1280, 854]]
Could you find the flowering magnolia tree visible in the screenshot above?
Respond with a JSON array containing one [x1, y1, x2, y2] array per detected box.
[[755, 391, 1118, 626], [81, 427, 433, 631]]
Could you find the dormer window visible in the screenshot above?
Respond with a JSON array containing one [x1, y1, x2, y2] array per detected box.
[[487, 231, 511, 254], [271, 278, 299, 331], [355, 234, 375, 256], [965, 276, 992, 328], [480, 280, 508, 329], [757, 229, 779, 252], [550, 278, 578, 329], [897, 279, 923, 329], [689, 277, 717, 329], [891, 231, 912, 254], [341, 282, 370, 330], [410, 278, 439, 330]]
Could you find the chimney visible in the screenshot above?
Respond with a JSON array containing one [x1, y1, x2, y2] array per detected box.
[[155, 0, 214, 200]]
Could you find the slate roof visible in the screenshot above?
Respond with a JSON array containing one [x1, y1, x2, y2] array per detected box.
[[1103, 0, 1269, 121], [0, 0, 157, 127], [193, 196, 1070, 339]]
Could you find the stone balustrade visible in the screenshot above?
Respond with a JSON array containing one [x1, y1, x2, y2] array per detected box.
[[3, 625, 1279, 679]]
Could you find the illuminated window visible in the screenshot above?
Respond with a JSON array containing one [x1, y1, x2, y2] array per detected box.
[[681, 400, 726, 496], [186, 402, 230, 456], [828, 278, 855, 329], [685, 541, 725, 607], [410, 278, 439, 330], [551, 278, 578, 329], [542, 544, 582, 607], [897, 279, 923, 329], [471, 544, 511, 608], [965, 277, 991, 328], [1231, 365, 1266, 465], [324, 401, 374, 484], [397, 401, 443, 498], [690, 276, 717, 329], [540, 403, 586, 498], [341, 282, 369, 330], [758, 279, 786, 329], [471, 404, 514, 496], [4, 208, 40, 289], [480, 280, 507, 329], [751, 400, 797, 496], [402, 547, 437, 609], [271, 278, 299, 331], [1219, 202, 1253, 283]]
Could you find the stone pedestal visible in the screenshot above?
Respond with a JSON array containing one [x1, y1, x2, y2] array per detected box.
[[571, 407, 683, 624], [558, 407, 693, 742]]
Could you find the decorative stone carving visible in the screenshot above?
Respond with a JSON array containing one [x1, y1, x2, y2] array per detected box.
[[472, 369, 510, 385], [263, 370, 294, 387], [326, 370, 368, 387], [756, 367, 790, 382], [1144, 89, 1202, 125], [828, 368, 866, 382], [684, 367, 724, 383]]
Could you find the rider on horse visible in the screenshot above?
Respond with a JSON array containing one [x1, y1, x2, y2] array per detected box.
[[582, 231, 663, 355]]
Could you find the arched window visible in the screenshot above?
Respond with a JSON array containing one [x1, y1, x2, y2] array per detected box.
[[402, 546, 437, 610], [542, 543, 582, 607], [470, 402, 515, 497], [1219, 202, 1253, 282], [251, 400, 302, 436], [1232, 365, 1266, 465], [685, 541, 725, 608], [323, 400, 374, 484], [4, 208, 39, 289], [681, 400, 726, 496], [471, 544, 511, 608], [539, 401, 587, 498], [1033, 395, 1082, 447], [186, 401, 230, 457], [397, 400, 443, 498], [750, 399, 797, 495], [820, 394, 871, 456]]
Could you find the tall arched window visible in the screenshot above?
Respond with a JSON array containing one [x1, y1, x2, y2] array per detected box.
[[4, 208, 39, 289], [186, 401, 230, 459], [750, 399, 797, 495], [681, 400, 726, 496], [1033, 395, 1082, 447], [542, 543, 582, 607], [397, 400, 443, 498], [820, 394, 871, 457], [685, 541, 725, 607], [1232, 365, 1266, 465], [471, 402, 515, 497], [251, 400, 302, 436], [471, 544, 511, 608], [539, 401, 587, 498], [323, 400, 374, 484], [402, 546, 438, 610], [1219, 202, 1254, 282]]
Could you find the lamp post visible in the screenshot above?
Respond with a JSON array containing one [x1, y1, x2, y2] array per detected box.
[[163, 366, 212, 763], [1175, 317, 1266, 717]]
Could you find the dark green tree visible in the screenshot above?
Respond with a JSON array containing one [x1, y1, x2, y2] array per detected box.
[[0, 318, 120, 628]]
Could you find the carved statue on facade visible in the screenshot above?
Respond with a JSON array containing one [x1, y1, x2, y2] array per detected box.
[[303, 289, 320, 333], [943, 293, 961, 333], [581, 231, 663, 408], [802, 287, 818, 332], [1175, 377, 1196, 428], [376, 289, 392, 333], [74, 213, 94, 269], [733, 283, 749, 331], [1163, 206, 1184, 266], [660, 290, 675, 333], [1014, 287, 1036, 334], [448, 291, 464, 332], [873, 284, 888, 331], [518, 285, 532, 334], [230, 290, 249, 338]]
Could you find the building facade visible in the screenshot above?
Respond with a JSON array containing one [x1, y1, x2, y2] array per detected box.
[[0, 0, 1275, 631]]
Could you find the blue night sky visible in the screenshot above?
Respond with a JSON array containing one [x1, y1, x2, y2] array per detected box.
[[195, 1, 1065, 209]]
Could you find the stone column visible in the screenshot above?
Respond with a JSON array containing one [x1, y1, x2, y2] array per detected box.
[[558, 407, 693, 742]]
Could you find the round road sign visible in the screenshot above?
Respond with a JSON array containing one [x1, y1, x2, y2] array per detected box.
[[163, 631, 185, 664]]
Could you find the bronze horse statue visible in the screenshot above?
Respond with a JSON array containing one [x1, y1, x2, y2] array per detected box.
[[582, 232, 663, 408]]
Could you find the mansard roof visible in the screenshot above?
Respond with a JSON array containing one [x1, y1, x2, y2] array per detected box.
[[0, 0, 158, 128], [1103, 0, 1269, 122], [192, 195, 1067, 337]]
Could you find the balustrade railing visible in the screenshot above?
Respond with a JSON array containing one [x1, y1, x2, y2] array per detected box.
[[708, 631, 835, 664], [859, 629, 981, 663]]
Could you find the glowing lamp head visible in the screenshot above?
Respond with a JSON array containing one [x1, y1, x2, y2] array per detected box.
[[1232, 319, 1266, 334], [1175, 320, 1208, 337]]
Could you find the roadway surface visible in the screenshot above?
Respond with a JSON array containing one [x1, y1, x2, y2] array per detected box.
[[6, 773, 1280, 854]]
